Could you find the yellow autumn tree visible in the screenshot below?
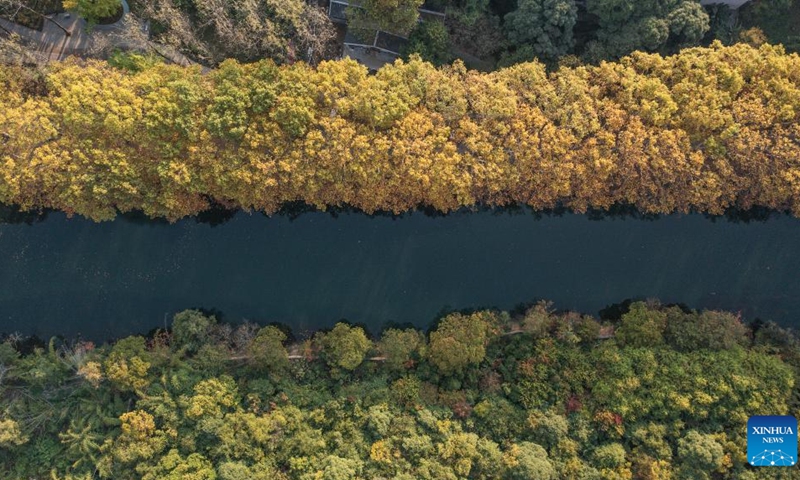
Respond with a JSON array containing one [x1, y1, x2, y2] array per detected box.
[[0, 43, 799, 220]]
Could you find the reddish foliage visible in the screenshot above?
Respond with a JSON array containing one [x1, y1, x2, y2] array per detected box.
[[479, 371, 503, 393], [452, 400, 473, 419], [614, 413, 623, 425], [518, 358, 537, 377], [593, 410, 624, 433], [147, 330, 171, 350], [566, 394, 582, 414]]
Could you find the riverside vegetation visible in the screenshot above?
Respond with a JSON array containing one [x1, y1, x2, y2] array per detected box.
[[0, 42, 799, 221], [0, 301, 797, 479], [2, 27, 800, 480]]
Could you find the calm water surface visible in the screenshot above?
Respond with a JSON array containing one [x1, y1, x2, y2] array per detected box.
[[1, 210, 798, 339]]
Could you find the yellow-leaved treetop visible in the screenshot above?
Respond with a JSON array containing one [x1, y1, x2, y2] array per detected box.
[[0, 42, 799, 221]]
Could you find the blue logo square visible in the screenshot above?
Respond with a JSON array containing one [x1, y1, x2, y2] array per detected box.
[[748, 416, 797, 467]]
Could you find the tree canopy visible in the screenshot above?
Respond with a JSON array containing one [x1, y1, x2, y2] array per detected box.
[[0, 300, 796, 479], [1, 43, 800, 221], [347, 0, 423, 38], [403, 20, 453, 66], [62, 0, 120, 23], [586, 0, 710, 59], [503, 0, 577, 61], [315, 323, 372, 371]]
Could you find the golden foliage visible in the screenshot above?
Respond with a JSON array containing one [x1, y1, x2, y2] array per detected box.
[[1, 43, 799, 220]]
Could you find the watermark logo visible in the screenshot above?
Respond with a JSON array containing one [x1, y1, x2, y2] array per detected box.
[[748, 416, 797, 467]]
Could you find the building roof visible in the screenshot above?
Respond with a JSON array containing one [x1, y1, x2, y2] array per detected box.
[[344, 29, 408, 56], [329, 1, 348, 21]]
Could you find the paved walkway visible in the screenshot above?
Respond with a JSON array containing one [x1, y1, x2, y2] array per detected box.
[[0, 11, 91, 61], [0, 1, 196, 66]]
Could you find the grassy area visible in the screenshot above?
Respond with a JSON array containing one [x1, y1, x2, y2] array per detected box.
[[741, 0, 800, 52]]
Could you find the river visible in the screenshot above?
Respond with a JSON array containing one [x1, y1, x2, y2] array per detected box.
[[1, 208, 798, 340]]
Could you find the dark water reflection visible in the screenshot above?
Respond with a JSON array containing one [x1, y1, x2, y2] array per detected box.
[[0, 207, 798, 340]]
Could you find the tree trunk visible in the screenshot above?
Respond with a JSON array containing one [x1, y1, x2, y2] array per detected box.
[[10, 3, 72, 36], [43, 15, 71, 37]]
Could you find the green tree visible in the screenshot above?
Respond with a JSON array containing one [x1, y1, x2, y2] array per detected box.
[[104, 336, 152, 393], [668, 1, 710, 46], [248, 326, 289, 373], [347, 0, 423, 38], [504, 442, 556, 480], [62, 0, 120, 23], [218, 461, 286, 480], [315, 323, 372, 371], [427, 311, 497, 375], [0, 341, 18, 366], [676, 431, 725, 479], [521, 301, 556, 337], [615, 302, 666, 348], [739, 0, 799, 53], [664, 308, 749, 351], [143, 450, 217, 480], [587, 0, 709, 59], [592, 442, 627, 469], [403, 21, 453, 66], [527, 410, 569, 449], [503, 0, 576, 61], [748, 0, 794, 17], [378, 328, 425, 371], [390, 375, 422, 406], [183, 376, 238, 420], [171, 310, 216, 354], [591, 442, 631, 478], [473, 397, 526, 441], [631, 423, 672, 460]]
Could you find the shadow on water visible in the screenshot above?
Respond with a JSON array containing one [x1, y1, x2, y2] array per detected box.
[[6, 202, 786, 226], [598, 299, 635, 322], [187, 203, 799, 224], [271, 202, 788, 223], [272, 201, 647, 222], [0, 204, 50, 225], [378, 321, 420, 336], [119, 210, 171, 226], [711, 206, 790, 223], [194, 206, 237, 226], [264, 322, 296, 343], [118, 201, 238, 227]]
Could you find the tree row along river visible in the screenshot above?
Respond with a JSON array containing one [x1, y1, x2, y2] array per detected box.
[[3, 44, 800, 222], [0, 207, 799, 340]]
